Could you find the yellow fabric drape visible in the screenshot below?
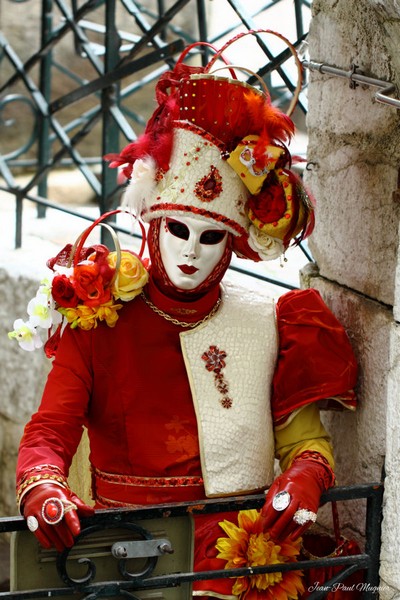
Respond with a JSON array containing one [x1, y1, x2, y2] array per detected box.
[[274, 403, 334, 472]]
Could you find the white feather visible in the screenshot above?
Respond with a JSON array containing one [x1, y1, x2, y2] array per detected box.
[[121, 157, 157, 217]]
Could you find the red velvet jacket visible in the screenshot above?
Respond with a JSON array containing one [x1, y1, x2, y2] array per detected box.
[[17, 280, 357, 507]]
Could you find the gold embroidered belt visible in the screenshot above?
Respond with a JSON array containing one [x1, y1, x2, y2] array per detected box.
[[91, 466, 205, 508], [92, 466, 204, 488]]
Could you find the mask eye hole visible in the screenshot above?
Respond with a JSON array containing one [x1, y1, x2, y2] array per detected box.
[[166, 218, 190, 240], [200, 230, 227, 245]]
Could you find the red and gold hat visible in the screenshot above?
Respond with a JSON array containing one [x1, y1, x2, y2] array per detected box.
[[107, 30, 315, 262]]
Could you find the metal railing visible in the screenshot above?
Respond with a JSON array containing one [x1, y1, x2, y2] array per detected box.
[[0, 482, 383, 599]]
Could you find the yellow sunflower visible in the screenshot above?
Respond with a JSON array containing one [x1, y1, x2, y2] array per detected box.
[[216, 509, 304, 600]]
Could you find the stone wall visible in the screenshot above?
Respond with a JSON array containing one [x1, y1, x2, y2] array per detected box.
[[304, 0, 400, 596], [0, 269, 51, 517]]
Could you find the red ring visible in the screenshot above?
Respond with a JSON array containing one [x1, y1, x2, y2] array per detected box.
[[42, 497, 64, 525]]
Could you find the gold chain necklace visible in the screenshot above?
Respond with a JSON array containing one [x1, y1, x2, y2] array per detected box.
[[140, 292, 222, 328]]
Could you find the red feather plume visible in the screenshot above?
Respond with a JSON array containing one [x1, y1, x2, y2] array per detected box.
[[105, 94, 180, 178], [244, 90, 294, 144]]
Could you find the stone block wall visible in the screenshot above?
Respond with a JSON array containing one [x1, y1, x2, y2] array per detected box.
[[0, 269, 51, 517]]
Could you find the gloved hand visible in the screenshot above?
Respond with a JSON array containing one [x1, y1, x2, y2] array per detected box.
[[261, 452, 335, 541], [22, 483, 94, 551]]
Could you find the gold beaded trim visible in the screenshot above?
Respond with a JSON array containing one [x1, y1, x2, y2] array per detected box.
[[17, 463, 65, 484], [16, 473, 68, 504], [93, 465, 204, 488], [141, 292, 221, 328]]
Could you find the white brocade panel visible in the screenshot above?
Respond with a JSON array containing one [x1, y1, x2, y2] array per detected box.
[[180, 282, 278, 497]]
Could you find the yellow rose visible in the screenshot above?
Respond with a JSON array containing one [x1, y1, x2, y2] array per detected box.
[[108, 250, 149, 302]]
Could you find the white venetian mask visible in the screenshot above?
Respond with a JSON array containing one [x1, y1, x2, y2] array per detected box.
[[159, 215, 228, 290]]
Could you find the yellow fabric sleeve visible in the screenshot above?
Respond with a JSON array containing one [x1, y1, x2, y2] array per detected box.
[[68, 427, 94, 506], [274, 403, 335, 472]]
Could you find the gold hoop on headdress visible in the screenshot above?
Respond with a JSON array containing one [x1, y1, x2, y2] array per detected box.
[[208, 65, 270, 98], [204, 29, 303, 116]]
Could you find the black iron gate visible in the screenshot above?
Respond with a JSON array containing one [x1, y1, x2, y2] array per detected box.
[[0, 0, 311, 278]]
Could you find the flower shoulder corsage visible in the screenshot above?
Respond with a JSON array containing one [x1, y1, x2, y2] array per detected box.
[[8, 210, 149, 358]]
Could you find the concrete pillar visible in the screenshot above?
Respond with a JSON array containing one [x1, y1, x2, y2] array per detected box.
[[304, 1, 400, 596]]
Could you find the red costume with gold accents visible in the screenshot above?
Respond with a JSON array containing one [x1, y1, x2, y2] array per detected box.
[[17, 270, 357, 598], [13, 32, 359, 599], [17, 277, 356, 508]]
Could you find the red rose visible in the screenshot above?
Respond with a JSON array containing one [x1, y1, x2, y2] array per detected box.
[[73, 260, 112, 307], [51, 274, 79, 308], [248, 179, 286, 224]]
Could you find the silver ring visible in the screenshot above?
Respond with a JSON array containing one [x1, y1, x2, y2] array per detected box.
[[27, 515, 39, 532], [293, 508, 317, 525], [272, 490, 291, 511]]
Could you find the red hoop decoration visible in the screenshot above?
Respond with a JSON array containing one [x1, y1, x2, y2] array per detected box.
[[204, 29, 303, 117], [70, 209, 147, 269], [175, 40, 237, 79]]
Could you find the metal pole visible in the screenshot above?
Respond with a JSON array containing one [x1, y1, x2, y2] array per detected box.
[[37, 0, 53, 218], [197, 0, 209, 66], [293, 0, 305, 39], [100, 0, 121, 245], [303, 60, 400, 109], [363, 485, 384, 598], [157, 0, 167, 41]]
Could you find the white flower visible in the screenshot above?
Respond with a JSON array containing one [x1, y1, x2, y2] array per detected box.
[[248, 224, 284, 261], [8, 276, 63, 352], [27, 293, 53, 329], [50, 307, 63, 326], [8, 319, 43, 351], [37, 277, 52, 299], [131, 156, 156, 182]]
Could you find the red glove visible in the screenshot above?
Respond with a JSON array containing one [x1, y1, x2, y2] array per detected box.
[[22, 483, 94, 552], [261, 452, 335, 541]]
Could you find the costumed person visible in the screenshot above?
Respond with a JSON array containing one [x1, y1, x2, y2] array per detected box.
[[11, 32, 358, 600]]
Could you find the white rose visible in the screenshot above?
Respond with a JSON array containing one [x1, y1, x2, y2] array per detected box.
[[248, 224, 284, 261]]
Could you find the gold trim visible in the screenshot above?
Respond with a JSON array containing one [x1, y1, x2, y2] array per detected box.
[[141, 292, 221, 328], [92, 466, 204, 488]]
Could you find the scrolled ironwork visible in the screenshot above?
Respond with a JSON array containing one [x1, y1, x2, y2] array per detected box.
[[0, 93, 38, 160], [0, 483, 384, 599], [1, 0, 311, 256], [56, 520, 158, 588]]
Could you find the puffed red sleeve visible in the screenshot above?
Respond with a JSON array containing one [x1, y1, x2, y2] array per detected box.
[[16, 324, 93, 480], [271, 288, 358, 427]]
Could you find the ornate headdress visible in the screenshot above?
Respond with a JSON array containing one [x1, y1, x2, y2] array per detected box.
[[108, 30, 315, 262], [9, 31, 315, 358]]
